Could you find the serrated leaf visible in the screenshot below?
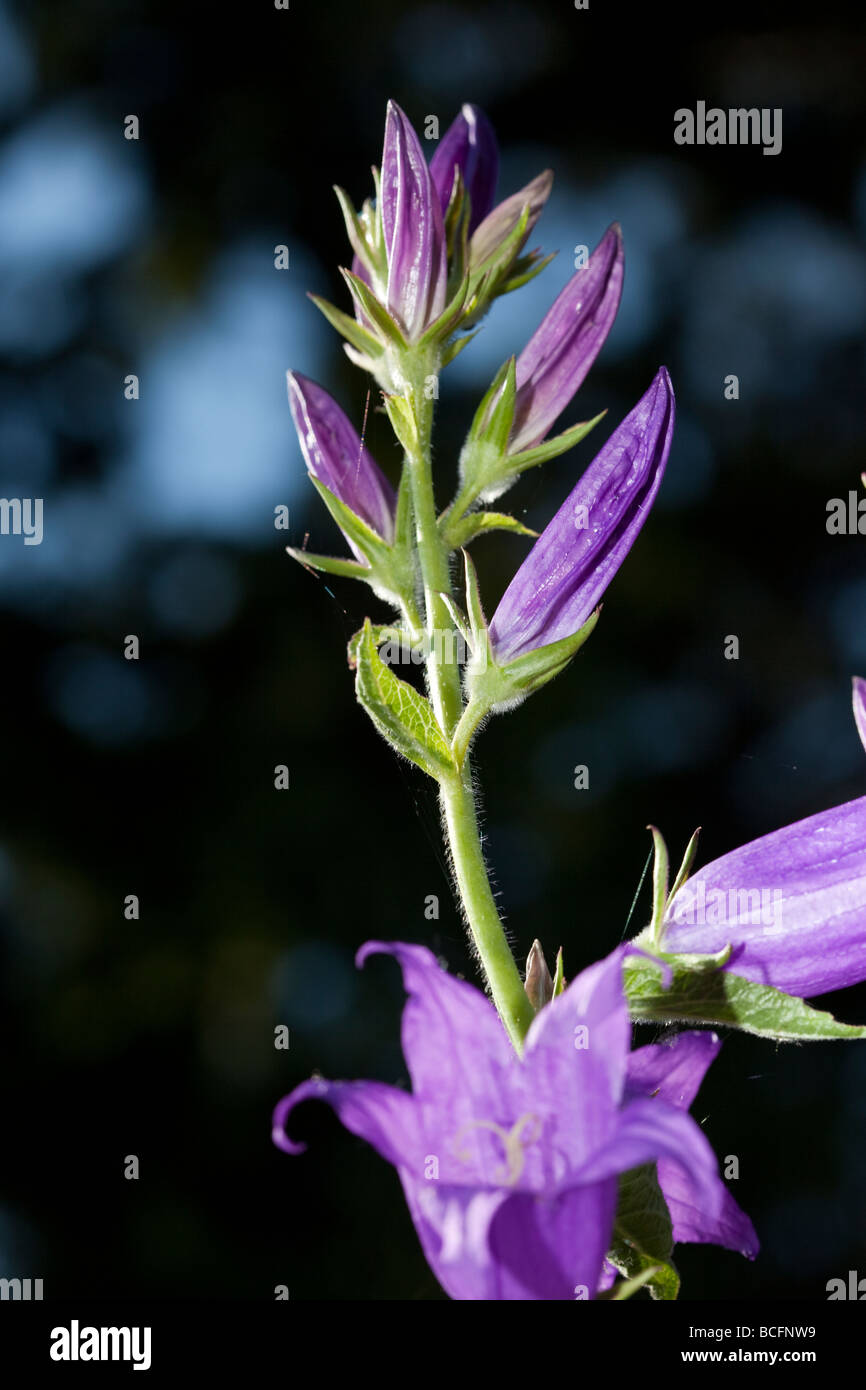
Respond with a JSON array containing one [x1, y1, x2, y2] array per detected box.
[[354, 620, 457, 780], [624, 955, 866, 1041], [608, 1164, 680, 1301]]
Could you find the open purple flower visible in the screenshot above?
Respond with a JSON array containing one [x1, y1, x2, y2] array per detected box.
[[287, 371, 396, 553], [273, 941, 747, 1300], [381, 101, 447, 341], [510, 224, 625, 454], [488, 368, 675, 665], [662, 688, 866, 997], [429, 103, 499, 232]]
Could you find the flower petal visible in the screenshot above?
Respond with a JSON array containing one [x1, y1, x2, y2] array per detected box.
[[489, 367, 675, 663], [663, 795, 866, 996], [381, 101, 447, 339], [854, 676, 866, 755], [522, 946, 631, 1173], [429, 103, 499, 232], [510, 224, 624, 453], [626, 1030, 721, 1109], [272, 1076, 423, 1169], [357, 941, 518, 1107], [401, 1174, 617, 1300], [287, 371, 396, 547], [573, 1093, 723, 1233], [656, 1157, 759, 1258]]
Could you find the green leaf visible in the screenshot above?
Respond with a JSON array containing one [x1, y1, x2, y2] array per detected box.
[[346, 623, 405, 670], [441, 509, 537, 549], [608, 1164, 680, 1301], [354, 621, 457, 780], [624, 954, 866, 1041]]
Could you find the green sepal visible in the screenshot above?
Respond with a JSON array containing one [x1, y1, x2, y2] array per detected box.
[[506, 411, 607, 475], [383, 392, 419, 457], [286, 547, 371, 581], [598, 1266, 664, 1302], [354, 620, 457, 781], [340, 268, 409, 350], [624, 952, 866, 1042], [498, 250, 557, 296], [467, 357, 517, 458], [552, 948, 565, 998], [418, 271, 471, 349], [441, 331, 480, 367], [333, 185, 386, 285], [307, 293, 385, 360], [441, 509, 537, 550], [648, 825, 670, 944], [307, 475, 391, 569], [667, 827, 702, 907], [486, 608, 601, 703], [608, 1164, 680, 1302]]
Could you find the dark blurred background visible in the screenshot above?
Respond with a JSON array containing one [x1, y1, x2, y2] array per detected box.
[[0, 0, 864, 1301]]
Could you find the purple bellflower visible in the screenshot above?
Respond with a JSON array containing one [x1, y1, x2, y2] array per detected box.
[[273, 941, 752, 1300], [488, 367, 674, 665], [662, 687, 866, 997], [381, 101, 448, 341], [429, 103, 499, 232], [510, 224, 625, 454], [287, 371, 396, 554]]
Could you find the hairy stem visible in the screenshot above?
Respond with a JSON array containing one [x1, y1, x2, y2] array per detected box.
[[401, 351, 535, 1050]]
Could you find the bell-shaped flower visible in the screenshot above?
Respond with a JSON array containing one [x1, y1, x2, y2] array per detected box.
[[380, 101, 448, 341], [287, 371, 396, 557], [273, 941, 751, 1300], [509, 224, 624, 454], [662, 685, 866, 998], [429, 103, 499, 232], [488, 367, 674, 665]]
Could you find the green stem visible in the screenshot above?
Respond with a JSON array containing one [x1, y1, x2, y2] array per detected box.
[[401, 350, 534, 1051]]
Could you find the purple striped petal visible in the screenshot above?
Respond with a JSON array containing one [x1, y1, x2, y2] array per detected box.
[[287, 371, 396, 551], [663, 795, 866, 996], [381, 101, 447, 340], [489, 368, 675, 664], [429, 103, 499, 233], [854, 676, 866, 754], [626, 1030, 721, 1110], [272, 1076, 423, 1168], [510, 224, 624, 453]]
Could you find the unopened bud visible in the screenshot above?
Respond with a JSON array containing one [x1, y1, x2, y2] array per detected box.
[[524, 939, 554, 1011]]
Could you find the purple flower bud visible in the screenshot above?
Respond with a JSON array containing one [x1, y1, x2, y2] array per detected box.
[[381, 101, 447, 340], [469, 169, 553, 270], [429, 103, 499, 233], [489, 368, 675, 664], [854, 675, 866, 754], [287, 371, 396, 552], [510, 224, 624, 454]]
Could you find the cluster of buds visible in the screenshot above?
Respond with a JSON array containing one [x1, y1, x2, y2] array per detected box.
[[287, 99, 674, 751]]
